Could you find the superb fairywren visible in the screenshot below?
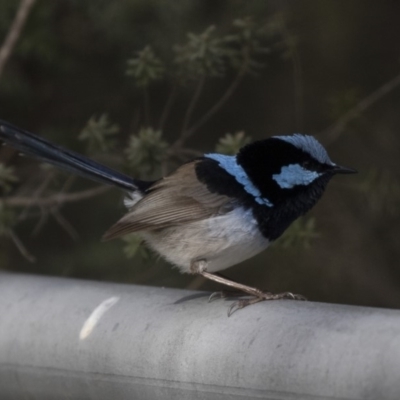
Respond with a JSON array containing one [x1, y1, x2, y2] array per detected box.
[[0, 120, 356, 313]]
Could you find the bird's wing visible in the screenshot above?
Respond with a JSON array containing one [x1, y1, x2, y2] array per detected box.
[[102, 160, 231, 240]]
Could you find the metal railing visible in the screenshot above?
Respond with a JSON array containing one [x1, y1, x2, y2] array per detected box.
[[0, 272, 399, 400]]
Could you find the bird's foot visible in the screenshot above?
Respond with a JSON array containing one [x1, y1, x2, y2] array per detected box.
[[227, 291, 306, 317], [189, 261, 306, 316], [259, 291, 307, 301]]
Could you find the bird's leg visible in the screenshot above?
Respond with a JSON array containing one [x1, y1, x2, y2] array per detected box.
[[190, 260, 266, 297], [190, 260, 306, 315], [207, 272, 267, 302]]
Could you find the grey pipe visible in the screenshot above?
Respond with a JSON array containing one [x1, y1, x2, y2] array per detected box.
[[0, 272, 399, 400]]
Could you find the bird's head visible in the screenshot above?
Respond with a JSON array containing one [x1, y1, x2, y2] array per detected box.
[[236, 134, 356, 212]]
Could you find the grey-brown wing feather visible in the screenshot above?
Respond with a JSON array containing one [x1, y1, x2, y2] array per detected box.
[[102, 161, 231, 240]]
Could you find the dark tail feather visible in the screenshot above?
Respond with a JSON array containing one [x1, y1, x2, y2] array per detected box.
[[0, 119, 142, 192]]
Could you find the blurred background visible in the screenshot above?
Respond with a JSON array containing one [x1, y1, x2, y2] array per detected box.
[[0, 0, 399, 309]]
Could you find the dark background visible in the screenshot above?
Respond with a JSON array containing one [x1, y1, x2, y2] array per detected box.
[[1, 0, 399, 308]]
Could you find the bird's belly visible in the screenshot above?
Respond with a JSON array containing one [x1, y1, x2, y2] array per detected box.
[[140, 207, 269, 273]]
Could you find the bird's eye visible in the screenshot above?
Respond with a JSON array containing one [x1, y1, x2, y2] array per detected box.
[[302, 160, 311, 169]]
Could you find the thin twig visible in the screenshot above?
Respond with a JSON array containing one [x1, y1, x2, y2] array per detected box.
[[2, 186, 110, 207], [59, 175, 76, 194], [143, 86, 150, 127], [8, 229, 36, 262], [175, 53, 249, 148], [319, 71, 400, 144], [278, 19, 303, 131], [288, 38, 303, 131], [180, 76, 206, 138], [51, 207, 79, 241], [129, 107, 141, 135], [17, 170, 55, 222], [292, 53, 303, 131], [31, 207, 49, 236], [0, 0, 36, 79], [159, 84, 178, 131]]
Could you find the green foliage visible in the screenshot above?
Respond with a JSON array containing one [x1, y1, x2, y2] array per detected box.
[[174, 25, 233, 80], [358, 169, 400, 216], [126, 46, 164, 87], [0, 163, 18, 193], [125, 127, 168, 178], [215, 131, 251, 155], [173, 18, 274, 81], [227, 17, 272, 73], [79, 114, 119, 153], [275, 217, 319, 249], [122, 233, 153, 260], [265, 13, 299, 61]]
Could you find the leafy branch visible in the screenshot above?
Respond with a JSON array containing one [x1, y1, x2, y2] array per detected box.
[[173, 18, 272, 147], [127, 46, 164, 126], [125, 127, 168, 179], [79, 114, 119, 154], [215, 131, 251, 155], [174, 55, 249, 148]]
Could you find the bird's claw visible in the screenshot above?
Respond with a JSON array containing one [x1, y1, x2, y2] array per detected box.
[[226, 291, 307, 316], [269, 291, 307, 301], [208, 291, 224, 302], [208, 290, 245, 302]]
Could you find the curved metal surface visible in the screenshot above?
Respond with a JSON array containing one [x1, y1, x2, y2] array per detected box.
[[0, 272, 400, 399]]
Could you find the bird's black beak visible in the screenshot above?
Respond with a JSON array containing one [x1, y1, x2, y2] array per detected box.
[[332, 165, 358, 175]]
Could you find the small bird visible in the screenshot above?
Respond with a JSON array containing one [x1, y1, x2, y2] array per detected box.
[[0, 119, 356, 313]]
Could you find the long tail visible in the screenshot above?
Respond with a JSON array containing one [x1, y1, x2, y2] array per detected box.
[[0, 119, 142, 192]]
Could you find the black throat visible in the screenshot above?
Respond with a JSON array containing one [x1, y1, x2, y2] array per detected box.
[[195, 157, 332, 241], [250, 174, 331, 240]]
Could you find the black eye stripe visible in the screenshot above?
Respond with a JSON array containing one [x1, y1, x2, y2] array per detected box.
[[301, 159, 327, 173]]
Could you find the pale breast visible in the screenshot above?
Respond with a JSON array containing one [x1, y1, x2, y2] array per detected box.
[[140, 206, 270, 273]]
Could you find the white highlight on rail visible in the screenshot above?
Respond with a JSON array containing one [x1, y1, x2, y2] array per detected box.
[[79, 296, 120, 340]]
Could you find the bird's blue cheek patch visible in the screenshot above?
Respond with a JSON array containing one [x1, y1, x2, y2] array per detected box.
[[273, 164, 321, 189], [205, 153, 273, 207]]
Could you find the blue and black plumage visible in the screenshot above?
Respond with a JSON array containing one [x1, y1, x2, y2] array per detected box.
[[0, 119, 356, 313], [197, 136, 355, 241]]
